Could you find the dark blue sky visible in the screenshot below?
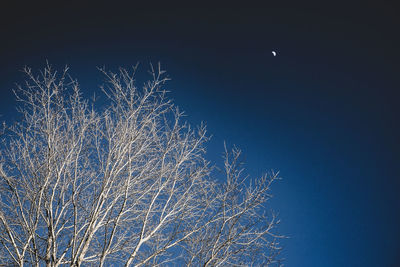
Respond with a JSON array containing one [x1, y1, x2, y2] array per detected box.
[[1, 2, 399, 266]]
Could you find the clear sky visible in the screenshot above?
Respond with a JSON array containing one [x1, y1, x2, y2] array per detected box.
[[1, 1, 399, 266]]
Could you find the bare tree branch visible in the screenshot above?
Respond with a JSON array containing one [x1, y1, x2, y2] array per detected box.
[[0, 64, 283, 266]]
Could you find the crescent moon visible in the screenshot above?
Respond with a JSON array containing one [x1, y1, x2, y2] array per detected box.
[[272, 51, 277, 56]]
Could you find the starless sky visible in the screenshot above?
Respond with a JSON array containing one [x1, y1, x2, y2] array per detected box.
[[1, 1, 399, 266]]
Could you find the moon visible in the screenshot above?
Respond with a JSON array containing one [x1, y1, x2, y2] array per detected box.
[[272, 51, 277, 56]]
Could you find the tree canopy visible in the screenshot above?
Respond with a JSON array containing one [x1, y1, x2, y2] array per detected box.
[[0, 64, 282, 266]]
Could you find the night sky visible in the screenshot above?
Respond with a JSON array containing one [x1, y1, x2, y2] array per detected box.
[[1, 1, 399, 266]]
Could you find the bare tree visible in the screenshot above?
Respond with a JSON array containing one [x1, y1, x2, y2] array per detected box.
[[0, 64, 282, 266]]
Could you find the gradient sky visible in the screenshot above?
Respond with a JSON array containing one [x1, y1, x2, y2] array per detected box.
[[1, 2, 399, 266]]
